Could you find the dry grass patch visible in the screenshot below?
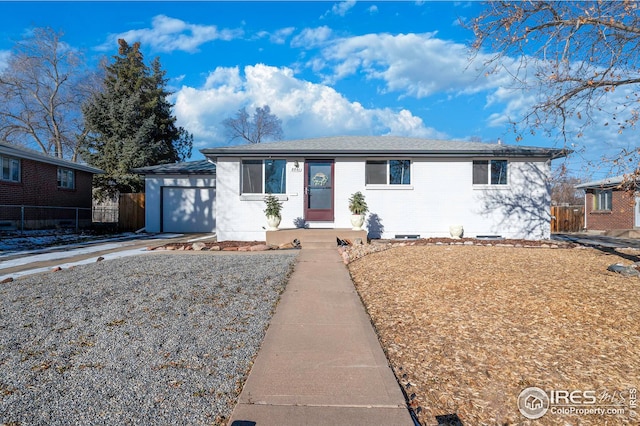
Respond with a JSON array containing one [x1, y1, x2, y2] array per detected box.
[[349, 246, 640, 425]]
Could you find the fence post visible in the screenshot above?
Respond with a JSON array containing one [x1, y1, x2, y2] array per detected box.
[[20, 206, 24, 234], [75, 208, 79, 233]]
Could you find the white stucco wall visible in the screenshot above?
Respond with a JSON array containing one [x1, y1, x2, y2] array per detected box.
[[214, 158, 306, 241], [144, 175, 216, 233], [215, 157, 552, 241]]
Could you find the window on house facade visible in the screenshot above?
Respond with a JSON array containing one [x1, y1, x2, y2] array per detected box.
[[241, 159, 286, 194], [365, 160, 411, 185], [473, 160, 508, 185], [57, 167, 75, 189], [1, 156, 20, 182], [593, 189, 612, 211]]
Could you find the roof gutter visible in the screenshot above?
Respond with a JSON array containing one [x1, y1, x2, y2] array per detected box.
[[0, 145, 103, 174], [201, 148, 570, 161]]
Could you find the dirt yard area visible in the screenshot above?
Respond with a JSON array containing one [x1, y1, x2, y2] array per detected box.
[[348, 245, 639, 425]]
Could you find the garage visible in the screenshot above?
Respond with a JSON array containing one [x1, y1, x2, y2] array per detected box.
[[132, 160, 217, 234], [162, 186, 216, 233]]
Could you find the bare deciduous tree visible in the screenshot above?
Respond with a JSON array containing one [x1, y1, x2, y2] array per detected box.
[[0, 27, 98, 160], [551, 172, 584, 206], [222, 105, 283, 144], [471, 1, 640, 181]]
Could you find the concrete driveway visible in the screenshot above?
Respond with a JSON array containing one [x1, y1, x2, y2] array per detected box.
[[552, 233, 640, 249], [0, 233, 214, 281]]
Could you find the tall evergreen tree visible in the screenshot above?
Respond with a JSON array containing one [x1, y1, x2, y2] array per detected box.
[[82, 39, 192, 199]]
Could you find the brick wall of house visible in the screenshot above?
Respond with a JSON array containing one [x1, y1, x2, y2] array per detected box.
[[585, 189, 635, 230], [0, 158, 94, 208]]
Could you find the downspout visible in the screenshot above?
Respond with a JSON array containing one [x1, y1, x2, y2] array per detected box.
[[583, 190, 588, 231]]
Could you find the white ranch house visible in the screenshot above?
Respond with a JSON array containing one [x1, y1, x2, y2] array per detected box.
[[190, 136, 567, 241]]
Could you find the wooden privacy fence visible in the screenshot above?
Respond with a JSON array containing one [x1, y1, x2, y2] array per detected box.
[[118, 193, 145, 232], [551, 205, 584, 233]]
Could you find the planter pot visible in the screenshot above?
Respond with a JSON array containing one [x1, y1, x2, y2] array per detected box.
[[350, 214, 366, 231], [449, 225, 464, 239], [266, 215, 281, 231]]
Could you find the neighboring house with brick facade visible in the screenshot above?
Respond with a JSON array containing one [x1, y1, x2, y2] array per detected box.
[[0, 142, 103, 230], [576, 176, 640, 233]]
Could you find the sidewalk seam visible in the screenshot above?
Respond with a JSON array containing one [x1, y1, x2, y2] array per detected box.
[[236, 402, 407, 409]]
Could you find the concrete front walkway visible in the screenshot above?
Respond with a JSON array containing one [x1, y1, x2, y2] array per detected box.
[[229, 249, 414, 426]]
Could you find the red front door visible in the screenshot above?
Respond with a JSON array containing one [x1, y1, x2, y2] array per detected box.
[[304, 160, 334, 221]]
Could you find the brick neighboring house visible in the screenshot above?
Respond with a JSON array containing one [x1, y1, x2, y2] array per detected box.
[[0, 142, 103, 230], [575, 176, 640, 233]]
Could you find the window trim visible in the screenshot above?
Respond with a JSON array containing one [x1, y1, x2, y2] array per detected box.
[[593, 189, 612, 212], [472, 159, 509, 187], [1, 155, 21, 183], [365, 159, 412, 187], [57, 167, 75, 189], [240, 158, 287, 195]]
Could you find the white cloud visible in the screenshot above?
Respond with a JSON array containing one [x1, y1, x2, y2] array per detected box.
[[294, 30, 545, 137], [368, 5, 379, 14], [173, 64, 445, 148], [323, 0, 357, 18], [481, 75, 640, 171], [0, 50, 11, 72], [312, 32, 500, 97], [485, 86, 535, 127], [254, 27, 296, 44], [203, 66, 244, 90], [270, 27, 296, 44], [291, 26, 333, 49], [98, 15, 243, 53], [453, 2, 475, 9]]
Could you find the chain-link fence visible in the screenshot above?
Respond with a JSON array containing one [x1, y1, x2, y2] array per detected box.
[[1, 194, 142, 233], [0, 205, 93, 232], [92, 205, 118, 223]]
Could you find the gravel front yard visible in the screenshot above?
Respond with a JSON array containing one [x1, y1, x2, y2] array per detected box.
[[349, 245, 640, 425], [0, 252, 297, 425]]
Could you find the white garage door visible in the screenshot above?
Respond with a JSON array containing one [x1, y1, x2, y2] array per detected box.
[[162, 187, 216, 233]]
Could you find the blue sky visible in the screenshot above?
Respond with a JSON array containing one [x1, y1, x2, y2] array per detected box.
[[0, 1, 631, 178]]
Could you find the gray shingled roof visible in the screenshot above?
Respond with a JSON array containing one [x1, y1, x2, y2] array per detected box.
[[575, 175, 634, 189], [0, 142, 103, 174], [200, 136, 568, 159], [131, 160, 216, 175]]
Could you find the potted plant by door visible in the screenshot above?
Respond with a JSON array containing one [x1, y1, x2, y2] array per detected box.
[[348, 191, 368, 231], [264, 194, 283, 231]]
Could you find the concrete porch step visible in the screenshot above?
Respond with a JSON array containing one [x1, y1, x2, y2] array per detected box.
[[267, 228, 367, 249], [300, 241, 339, 250]]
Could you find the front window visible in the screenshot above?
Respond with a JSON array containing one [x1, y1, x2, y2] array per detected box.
[[593, 189, 612, 211], [242, 159, 286, 194], [57, 168, 75, 189], [473, 160, 508, 185], [1, 156, 20, 182], [366, 160, 411, 185]]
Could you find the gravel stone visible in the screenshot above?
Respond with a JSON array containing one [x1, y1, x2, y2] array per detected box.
[[0, 252, 297, 425]]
